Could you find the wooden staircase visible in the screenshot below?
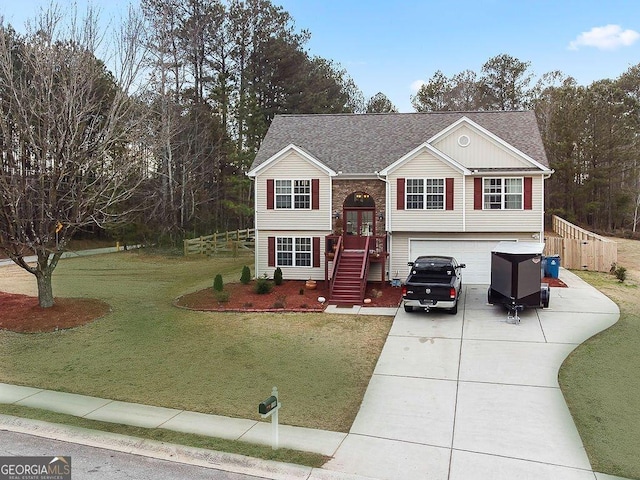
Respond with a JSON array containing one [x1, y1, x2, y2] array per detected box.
[[329, 249, 368, 304]]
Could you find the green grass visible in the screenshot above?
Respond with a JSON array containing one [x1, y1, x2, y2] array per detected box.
[[559, 270, 640, 479], [0, 250, 392, 435], [0, 404, 327, 467]]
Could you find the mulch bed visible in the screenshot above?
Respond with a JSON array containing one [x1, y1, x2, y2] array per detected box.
[[0, 292, 111, 333], [175, 279, 403, 312], [0, 275, 564, 333], [543, 276, 568, 287]]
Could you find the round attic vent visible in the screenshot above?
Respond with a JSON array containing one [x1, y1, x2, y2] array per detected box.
[[458, 134, 470, 147]]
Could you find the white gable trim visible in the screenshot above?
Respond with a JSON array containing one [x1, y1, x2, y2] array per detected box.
[[429, 116, 552, 173], [379, 142, 471, 176], [247, 144, 336, 177]]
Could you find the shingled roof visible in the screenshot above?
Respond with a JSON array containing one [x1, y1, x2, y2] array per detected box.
[[250, 111, 549, 175]]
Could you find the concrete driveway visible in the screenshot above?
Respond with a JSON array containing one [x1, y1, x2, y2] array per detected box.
[[324, 269, 621, 480]]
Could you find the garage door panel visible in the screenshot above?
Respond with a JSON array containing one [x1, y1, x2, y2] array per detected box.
[[409, 240, 500, 284]]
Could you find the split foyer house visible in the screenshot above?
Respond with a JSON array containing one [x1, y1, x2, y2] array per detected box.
[[247, 111, 552, 303]]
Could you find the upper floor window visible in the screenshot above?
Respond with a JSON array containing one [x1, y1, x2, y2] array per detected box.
[[276, 237, 312, 267], [275, 179, 310, 209], [406, 178, 445, 210], [483, 178, 522, 210]]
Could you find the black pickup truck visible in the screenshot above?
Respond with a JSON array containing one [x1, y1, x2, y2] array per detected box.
[[402, 256, 465, 314]]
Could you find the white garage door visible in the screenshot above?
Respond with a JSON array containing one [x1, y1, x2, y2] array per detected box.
[[409, 239, 503, 284]]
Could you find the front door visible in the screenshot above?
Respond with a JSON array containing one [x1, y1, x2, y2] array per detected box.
[[344, 209, 374, 249]]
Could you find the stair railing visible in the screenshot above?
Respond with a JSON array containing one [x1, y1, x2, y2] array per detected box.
[[329, 235, 343, 299], [359, 236, 371, 301]]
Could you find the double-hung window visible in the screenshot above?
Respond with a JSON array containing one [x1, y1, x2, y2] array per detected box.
[[276, 237, 312, 267], [275, 180, 310, 209], [483, 178, 522, 210], [406, 178, 444, 210]]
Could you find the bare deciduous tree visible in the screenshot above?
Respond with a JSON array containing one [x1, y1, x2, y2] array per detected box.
[[0, 5, 148, 308]]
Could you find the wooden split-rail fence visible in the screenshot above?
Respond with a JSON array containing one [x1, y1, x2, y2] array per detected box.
[[544, 216, 617, 272], [183, 228, 255, 256]]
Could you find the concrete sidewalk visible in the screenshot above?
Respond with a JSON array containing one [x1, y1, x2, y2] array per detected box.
[[0, 383, 347, 458], [0, 269, 631, 480]]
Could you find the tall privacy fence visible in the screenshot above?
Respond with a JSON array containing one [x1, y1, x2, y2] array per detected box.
[[184, 228, 255, 256], [544, 216, 617, 272]]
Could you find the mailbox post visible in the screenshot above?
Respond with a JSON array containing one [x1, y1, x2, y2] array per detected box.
[[259, 386, 281, 450]]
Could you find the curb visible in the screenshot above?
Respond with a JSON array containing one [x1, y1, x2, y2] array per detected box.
[[0, 415, 376, 480]]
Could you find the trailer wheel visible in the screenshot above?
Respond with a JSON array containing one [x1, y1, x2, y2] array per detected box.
[[404, 304, 413, 313]]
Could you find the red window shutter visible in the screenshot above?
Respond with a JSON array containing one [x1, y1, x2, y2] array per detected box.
[[446, 178, 454, 210], [524, 177, 532, 210], [312, 179, 320, 210], [267, 179, 274, 210], [313, 237, 320, 267], [397, 178, 405, 210], [474, 178, 482, 210], [268, 237, 275, 266]]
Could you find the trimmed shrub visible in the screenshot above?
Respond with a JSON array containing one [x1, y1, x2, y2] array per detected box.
[[615, 265, 627, 283], [274, 267, 283, 285], [240, 265, 251, 285], [213, 274, 224, 292], [215, 290, 229, 303], [254, 277, 272, 294]]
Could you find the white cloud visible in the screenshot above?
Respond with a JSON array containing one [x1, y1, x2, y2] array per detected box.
[[410, 80, 425, 92], [569, 24, 640, 50]]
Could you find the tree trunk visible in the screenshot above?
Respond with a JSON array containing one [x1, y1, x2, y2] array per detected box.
[[35, 269, 54, 308]]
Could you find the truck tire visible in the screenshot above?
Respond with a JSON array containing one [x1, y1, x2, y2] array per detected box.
[[449, 302, 458, 315], [404, 304, 413, 313]]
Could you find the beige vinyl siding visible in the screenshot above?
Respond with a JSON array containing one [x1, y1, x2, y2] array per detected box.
[[256, 229, 329, 280], [465, 176, 544, 232], [255, 150, 331, 231], [433, 124, 533, 170], [389, 151, 464, 232], [389, 232, 537, 283]]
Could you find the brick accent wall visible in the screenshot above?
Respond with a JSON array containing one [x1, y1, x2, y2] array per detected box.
[[332, 179, 386, 234]]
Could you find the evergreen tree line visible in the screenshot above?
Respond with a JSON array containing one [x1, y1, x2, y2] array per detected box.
[[137, 0, 365, 243], [4, 1, 640, 249], [411, 55, 640, 233]]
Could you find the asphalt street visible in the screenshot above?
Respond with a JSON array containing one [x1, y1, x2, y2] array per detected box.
[[0, 430, 268, 480]]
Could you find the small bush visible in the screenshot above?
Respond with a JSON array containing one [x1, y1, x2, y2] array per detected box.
[[254, 277, 272, 294], [215, 290, 229, 303], [299, 287, 305, 295], [274, 267, 283, 285], [272, 294, 286, 309], [615, 265, 627, 283], [240, 266, 251, 285], [213, 274, 224, 292]]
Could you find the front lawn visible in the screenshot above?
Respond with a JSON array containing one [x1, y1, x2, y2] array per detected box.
[[0, 250, 392, 433], [560, 264, 640, 479]]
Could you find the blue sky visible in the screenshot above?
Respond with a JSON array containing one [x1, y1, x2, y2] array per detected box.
[[4, 0, 640, 112]]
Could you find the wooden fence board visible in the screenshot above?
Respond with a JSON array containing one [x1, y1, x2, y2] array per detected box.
[[545, 216, 617, 272], [183, 228, 255, 256]]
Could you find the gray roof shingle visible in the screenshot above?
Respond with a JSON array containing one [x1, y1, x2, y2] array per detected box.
[[250, 111, 549, 174]]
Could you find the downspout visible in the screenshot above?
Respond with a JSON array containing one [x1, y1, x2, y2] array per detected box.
[[541, 171, 554, 242], [376, 170, 390, 281], [246, 173, 258, 278]]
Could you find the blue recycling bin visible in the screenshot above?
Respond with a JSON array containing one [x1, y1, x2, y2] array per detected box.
[[546, 255, 560, 279]]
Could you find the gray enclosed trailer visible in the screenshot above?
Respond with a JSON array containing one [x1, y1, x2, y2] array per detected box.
[[487, 242, 550, 323]]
